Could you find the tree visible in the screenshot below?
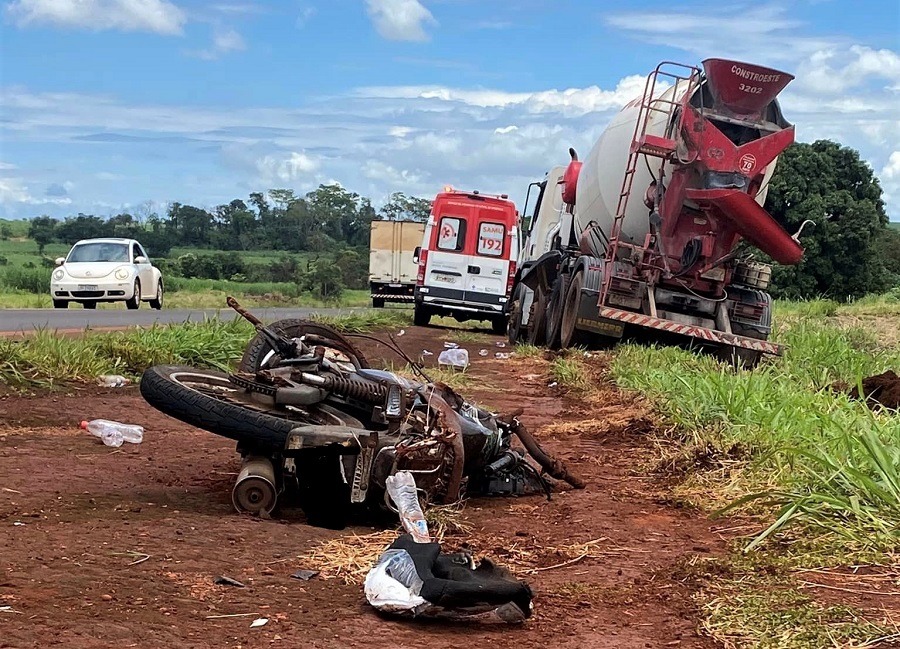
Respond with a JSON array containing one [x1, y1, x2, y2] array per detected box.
[[28, 216, 58, 255], [379, 192, 432, 222], [764, 140, 891, 300]]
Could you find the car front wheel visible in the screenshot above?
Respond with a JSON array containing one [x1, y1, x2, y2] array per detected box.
[[126, 281, 141, 310]]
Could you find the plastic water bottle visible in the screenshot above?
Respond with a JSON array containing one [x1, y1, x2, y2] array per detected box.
[[385, 471, 430, 543], [80, 419, 144, 446]]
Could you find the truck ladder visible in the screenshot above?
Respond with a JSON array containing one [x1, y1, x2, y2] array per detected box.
[[599, 62, 703, 306]]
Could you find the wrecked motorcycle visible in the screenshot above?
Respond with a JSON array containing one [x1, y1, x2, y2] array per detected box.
[[140, 298, 583, 528]]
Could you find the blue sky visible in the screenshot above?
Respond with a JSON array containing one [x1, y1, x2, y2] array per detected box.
[[1, 0, 898, 221]]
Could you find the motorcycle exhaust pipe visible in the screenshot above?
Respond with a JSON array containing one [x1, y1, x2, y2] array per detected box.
[[232, 455, 278, 516]]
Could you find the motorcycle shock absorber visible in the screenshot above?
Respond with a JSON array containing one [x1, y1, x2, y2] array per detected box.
[[298, 372, 388, 404]]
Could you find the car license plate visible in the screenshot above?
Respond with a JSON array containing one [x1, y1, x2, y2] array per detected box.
[[78, 284, 98, 291], [433, 274, 455, 284]]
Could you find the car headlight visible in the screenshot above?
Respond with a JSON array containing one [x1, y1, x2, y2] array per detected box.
[[114, 267, 131, 280], [52, 269, 65, 281]]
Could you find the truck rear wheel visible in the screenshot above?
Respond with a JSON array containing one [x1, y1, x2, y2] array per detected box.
[[372, 297, 385, 308], [560, 271, 586, 349], [545, 274, 570, 350]]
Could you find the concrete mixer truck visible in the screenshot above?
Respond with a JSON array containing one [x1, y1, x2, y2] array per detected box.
[[507, 59, 810, 365]]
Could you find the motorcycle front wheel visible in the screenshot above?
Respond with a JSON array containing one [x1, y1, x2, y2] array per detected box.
[[140, 365, 364, 451]]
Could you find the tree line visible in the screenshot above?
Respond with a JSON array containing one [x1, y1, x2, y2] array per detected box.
[[19, 140, 900, 301], [26, 185, 432, 258]]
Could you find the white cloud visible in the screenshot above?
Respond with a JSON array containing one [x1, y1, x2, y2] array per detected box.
[[296, 5, 315, 28], [0, 177, 72, 206], [606, 5, 841, 63], [191, 27, 246, 60], [6, 0, 186, 35], [881, 151, 900, 210], [358, 75, 648, 116], [0, 162, 17, 170], [388, 126, 415, 137], [255, 151, 318, 186], [365, 0, 436, 42], [796, 45, 900, 93]]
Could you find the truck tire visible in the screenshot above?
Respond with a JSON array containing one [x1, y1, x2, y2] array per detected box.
[[140, 365, 363, 451], [372, 297, 385, 308], [490, 316, 507, 335], [526, 285, 548, 346], [240, 319, 369, 372], [560, 271, 586, 349], [545, 274, 570, 350]]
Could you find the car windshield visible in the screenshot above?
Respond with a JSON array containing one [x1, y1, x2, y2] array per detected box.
[[67, 242, 129, 263]]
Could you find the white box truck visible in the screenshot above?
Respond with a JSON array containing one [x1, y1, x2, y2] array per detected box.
[[369, 219, 426, 307]]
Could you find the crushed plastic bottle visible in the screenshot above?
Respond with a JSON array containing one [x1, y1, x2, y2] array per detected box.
[[495, 352, 512, 360], [385, 471, 430, 543], [97, 375, 130, 388], [478, 349, 489, 357], [81, 419, 144, 447]]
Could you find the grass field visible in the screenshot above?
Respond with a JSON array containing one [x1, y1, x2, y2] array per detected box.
[[0, 238, 374, 308], [610, 294, 900, 646]]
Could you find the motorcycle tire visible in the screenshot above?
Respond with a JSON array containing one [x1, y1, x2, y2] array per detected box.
[[140, 365, 364, 451], [239, 319, 370, 373]]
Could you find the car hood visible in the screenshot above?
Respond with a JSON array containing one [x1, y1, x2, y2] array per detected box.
[[62, 262, 129, 280]]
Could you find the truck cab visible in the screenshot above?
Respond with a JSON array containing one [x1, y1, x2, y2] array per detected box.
[[413, 189, 519, 333]]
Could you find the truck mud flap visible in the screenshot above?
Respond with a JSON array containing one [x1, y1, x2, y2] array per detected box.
[[575, 292, 625, 339], [597, 306, 783, 355]]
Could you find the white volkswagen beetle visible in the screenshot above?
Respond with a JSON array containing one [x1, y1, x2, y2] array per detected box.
[[51, 238, 164, 310]]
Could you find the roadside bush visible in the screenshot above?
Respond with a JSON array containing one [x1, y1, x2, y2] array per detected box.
[[175, 251, 247, 280], [0, 266, 50, 293]]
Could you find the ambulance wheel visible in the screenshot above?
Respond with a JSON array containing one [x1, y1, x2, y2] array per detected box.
[[414, 305, 432, 327]]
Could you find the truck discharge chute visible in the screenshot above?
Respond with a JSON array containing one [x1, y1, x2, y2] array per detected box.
[[510, 59, 807, 364]]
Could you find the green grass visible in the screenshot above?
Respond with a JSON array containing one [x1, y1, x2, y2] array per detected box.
[[689, 557, 899, 649], [549, 355, 590, 391], [608, 302, 900, 646], [513, 342, 545, 359], [0, 311, 412, 389], [0, 239, 371, 309], [0, 319, 256, 387]]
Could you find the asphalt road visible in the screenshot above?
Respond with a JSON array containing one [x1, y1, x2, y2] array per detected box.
[[0, 307, 363, 333]]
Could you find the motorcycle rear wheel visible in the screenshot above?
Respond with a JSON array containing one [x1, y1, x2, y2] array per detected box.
[[140, 365, 364, 451]]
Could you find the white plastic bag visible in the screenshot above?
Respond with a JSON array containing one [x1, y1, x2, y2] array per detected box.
[[437, 348, 469, 369]]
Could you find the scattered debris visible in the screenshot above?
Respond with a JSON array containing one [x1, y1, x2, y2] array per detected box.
[[97, 374, 130, 388], [214, 576, 245, 588], [250, 617, 269, 628], [495, 342, 506, 348], [290, 570, 319, 581], [397, 329, 406, 337], [0, 606, 20, 614], [495, 353, 512, 360], [443, 342, 459, 349], [421, 350, 434, 357], [847, 370, 900, 410], [479, 349, 489, 357], [438, 348, 469, 369], [548, 382, 558, 388], [2, 488, 22, 495], [13, 521, 25, 526], [204, 613, 257, 620]]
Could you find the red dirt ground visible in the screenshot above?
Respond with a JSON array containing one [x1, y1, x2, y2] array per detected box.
[[0, 325, 725, 649]]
